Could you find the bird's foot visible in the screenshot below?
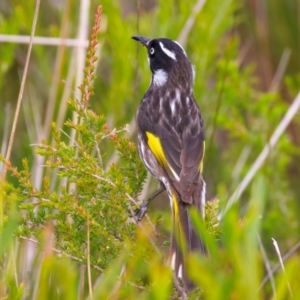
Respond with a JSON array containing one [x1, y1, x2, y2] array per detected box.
[[136, 199, 150, 221], [135, 186, 165, 221]]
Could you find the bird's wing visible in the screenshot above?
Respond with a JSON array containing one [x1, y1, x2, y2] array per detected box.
[[179, 121, 205, 204], [138, 100, 204, 196], [142, 123, 182, 183]]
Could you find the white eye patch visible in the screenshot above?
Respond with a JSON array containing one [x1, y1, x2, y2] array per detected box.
[[174, 41, 187, 57], [150, 47, 155, 55], [159, 42, 176, 61]]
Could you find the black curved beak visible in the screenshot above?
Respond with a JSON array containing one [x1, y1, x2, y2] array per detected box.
[[132, 35, 151, 46]]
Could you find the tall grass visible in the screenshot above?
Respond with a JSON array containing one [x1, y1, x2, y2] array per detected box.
[[1, 0, 300, 298]]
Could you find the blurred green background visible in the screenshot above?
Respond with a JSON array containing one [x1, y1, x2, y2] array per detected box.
[[0, 0, 300, 298]]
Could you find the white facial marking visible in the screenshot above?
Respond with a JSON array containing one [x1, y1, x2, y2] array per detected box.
[[174, 41, 187, 56], [153, 69, 168, 87], [159, 42, 176, 61], [170, 252, 176, 270], [150, 47, 155, 55], [178, 264, 183, 279]]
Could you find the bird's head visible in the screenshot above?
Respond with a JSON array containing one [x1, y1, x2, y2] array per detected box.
[[132, 36, 194, 90]]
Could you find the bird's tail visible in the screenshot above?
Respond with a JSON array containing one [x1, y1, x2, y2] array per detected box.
[[169, 185, 207, 290]]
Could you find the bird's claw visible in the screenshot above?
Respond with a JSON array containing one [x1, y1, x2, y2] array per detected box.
[[136, 200, 150, 221]]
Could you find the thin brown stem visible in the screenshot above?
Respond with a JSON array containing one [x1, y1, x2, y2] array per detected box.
[[18, 235, 104, 272], [1, 0, 40, 181], [87, 217, 93, 298]]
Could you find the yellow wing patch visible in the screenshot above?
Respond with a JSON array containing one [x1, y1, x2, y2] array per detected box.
[[146, 131, 180, 181], [146, 131, 168, 168], [199, 141, 205, 172]]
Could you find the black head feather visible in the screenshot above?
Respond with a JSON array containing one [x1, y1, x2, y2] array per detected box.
[[133, 37, 194, 90]]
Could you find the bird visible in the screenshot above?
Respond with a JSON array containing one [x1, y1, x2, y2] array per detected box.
[[132, 36, 206, 290]]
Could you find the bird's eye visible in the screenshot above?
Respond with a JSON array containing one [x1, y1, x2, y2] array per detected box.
[[149, 47, 155, 55]]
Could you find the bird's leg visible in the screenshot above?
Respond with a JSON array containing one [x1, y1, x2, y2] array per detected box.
[[137, 185, 165, 221]]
